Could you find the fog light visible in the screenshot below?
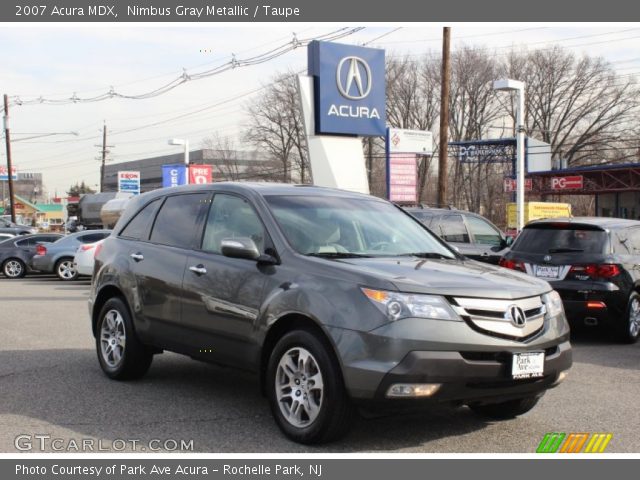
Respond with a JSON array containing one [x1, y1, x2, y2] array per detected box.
[[386, 383, 442, 398], [554, 371, 568, 385]]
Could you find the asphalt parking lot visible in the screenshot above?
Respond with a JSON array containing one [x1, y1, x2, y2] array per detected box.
[[1, 275, 639, 453]]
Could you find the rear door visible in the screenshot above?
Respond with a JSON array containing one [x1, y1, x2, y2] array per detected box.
[[464, 214, 506, 264], [435, 214, 476, 257], [124, 193, 210, 350], [181, 192, 274, 369]]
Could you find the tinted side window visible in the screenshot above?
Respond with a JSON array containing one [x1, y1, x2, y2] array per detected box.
[[202, 194, 266, 254], [439, 215, 470, 243], [120, 199, 161, 241], [15, 238, 35, 247], [150, 194, 209, 248], [80, 233, 110, 244], [466, 215, 502, 246]]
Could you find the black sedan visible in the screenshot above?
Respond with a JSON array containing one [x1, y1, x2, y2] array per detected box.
[[0, 233, 64, 279]]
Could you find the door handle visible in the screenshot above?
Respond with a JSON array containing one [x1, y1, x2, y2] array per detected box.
[[130, 253, 144, 262], [189, 265, 207, 276]]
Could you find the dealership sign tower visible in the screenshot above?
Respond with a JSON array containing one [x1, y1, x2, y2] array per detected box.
[[298, 41, 386, 194]]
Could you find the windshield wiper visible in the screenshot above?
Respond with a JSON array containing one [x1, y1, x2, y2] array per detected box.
[[548, 247, 584, 253], [305, 252, 373, 259], [395, 252, 455, 259]]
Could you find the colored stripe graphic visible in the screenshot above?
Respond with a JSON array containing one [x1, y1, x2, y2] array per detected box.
[[560, 433, 589, 453], [584, 433, 613, 453], [538, 433, 613, 453], [537, 433, 565, 453]]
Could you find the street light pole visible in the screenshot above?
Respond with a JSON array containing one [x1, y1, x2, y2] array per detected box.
[[168, 138, 190, 184], [493, 79, 526, 232]]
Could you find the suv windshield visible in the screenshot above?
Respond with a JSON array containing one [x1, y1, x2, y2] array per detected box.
[[265, 195, 456, 258], [513, 226, 608, 254]]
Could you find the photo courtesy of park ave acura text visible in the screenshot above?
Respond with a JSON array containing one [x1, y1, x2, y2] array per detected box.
[[1, 5, 640, 459]]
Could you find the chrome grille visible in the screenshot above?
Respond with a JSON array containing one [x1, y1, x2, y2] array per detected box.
[[452, 296, 546, 339]]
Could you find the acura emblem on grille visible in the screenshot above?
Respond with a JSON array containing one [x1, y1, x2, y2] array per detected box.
[[543, 255, 552, 262], [505, 305, 527, 328]]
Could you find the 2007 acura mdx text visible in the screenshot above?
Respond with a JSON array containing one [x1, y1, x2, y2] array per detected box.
[[89, 183, 572, 444]]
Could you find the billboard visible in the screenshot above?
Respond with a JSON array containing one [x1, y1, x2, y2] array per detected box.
[[388, 128, 433, 155], [551, 175, 584, 190], [162, 164, 188, 188], [387, 153, 418, 203], [0, 165, 17, 181], [308, 40, 386, 136], [504, 178, 533, 193], [117, 171, 140, 195], [188, 165, 213, 185]]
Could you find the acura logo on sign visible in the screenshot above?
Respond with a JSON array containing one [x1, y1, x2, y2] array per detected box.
[[336, 56, 372, 100], [505, 305, 527, 328]]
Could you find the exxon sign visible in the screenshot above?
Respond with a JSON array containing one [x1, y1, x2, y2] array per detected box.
[[308, 40, 386, 136]]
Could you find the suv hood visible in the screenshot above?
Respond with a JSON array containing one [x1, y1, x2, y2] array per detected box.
[[335, 256, 551, 300]]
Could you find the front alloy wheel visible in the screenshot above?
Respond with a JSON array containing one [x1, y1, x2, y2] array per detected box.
[[275, 347, 324, 428], [267, 329, 354, 444]]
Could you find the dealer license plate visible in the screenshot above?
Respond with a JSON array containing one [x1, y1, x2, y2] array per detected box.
[[512, 352, 545, 379], [535, 265, 560, 279]]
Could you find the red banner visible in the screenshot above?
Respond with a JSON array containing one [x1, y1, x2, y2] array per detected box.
[[188, 165, 213, 185], [550, 175, 583, 190]]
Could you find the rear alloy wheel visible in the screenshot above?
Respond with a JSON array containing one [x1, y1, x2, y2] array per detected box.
[[96, 297, 153, 380], [2, 259, 26, 279], [55, 258, 78, 281], [267, 329, 354, 444], [617, 292, 640, 344], [468, 395, 541, 419]]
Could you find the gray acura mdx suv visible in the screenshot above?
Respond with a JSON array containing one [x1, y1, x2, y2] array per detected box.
[[90, 183, 572, 444]]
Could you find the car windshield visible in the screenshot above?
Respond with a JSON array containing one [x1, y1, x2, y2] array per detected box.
[[265, 195, 456, 258], [512, 226, 608, 254]]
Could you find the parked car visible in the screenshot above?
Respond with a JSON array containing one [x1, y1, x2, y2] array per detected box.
[[0, 216, 38, 234], [404, 206, 512, 264], [0, 233, 16, 242], [90, 183, 571, 444], [500, 217, 640, 343], [31, 230, 111, 281], [0, 233, 64, 279], [73, 239, 104, 276]]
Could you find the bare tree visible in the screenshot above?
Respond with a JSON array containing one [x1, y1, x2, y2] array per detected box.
[[244, 71, 309, 183], [502, 47, 640, 167], [201, 133, 244, 181]]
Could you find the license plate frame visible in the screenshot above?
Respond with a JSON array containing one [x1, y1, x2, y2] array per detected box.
[[535, 265, 560, 279], [512, 352, 545, 379]]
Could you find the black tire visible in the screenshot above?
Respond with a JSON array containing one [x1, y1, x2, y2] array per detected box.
[[468, 395, 541, 420], [266, 329, 354, 444], [2, 258, 26, 279], [95, 296, 153, 380], [616, 292, 640, 344], [55, 257, 78, 281]]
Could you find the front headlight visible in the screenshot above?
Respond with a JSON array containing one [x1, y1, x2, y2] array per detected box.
[[543, 290, 564, 317], [361, 288, 461, 322]]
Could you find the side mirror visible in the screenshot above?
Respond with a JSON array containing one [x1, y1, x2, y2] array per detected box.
[[221, 237, 260, 260]]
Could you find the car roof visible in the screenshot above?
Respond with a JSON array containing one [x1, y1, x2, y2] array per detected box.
[[526, 216, 640, 230], [140, 182, 383, 200]]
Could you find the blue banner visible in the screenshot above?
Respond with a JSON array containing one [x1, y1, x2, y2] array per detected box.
[[308, 40, 386, 136], [162, 164, 187, 188]]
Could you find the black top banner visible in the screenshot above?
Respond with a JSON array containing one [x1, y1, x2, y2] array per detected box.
[[2, 0, 640, 22]]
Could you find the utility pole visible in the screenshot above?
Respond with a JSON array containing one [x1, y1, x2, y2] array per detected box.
[[367, 137, 373, 187], [437, 27, 451, 207], [96, 122, 113, 192], [3, 94, 16, 223], [100, 123, 107, 192]]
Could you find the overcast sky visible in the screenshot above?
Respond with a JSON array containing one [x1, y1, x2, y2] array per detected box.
[[1, 24, 639, 196]]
